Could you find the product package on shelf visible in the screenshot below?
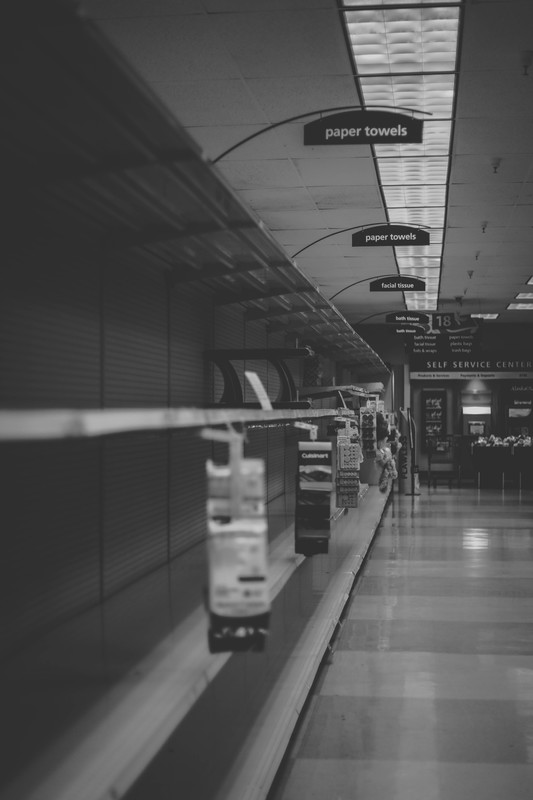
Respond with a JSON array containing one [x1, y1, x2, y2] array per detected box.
[[206, 457, 270, 653], [360, 407, 377, 456], [295, 440, 333, 556], [336, 424, 362, 508], [335, 406, 355, 417]]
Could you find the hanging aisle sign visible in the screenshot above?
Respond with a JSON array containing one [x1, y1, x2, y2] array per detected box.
[[386, 312, 430, 325], [303, 110, 423, 146], [394, 326, 419, 335], [352, 225, 430, 247], [370, 276, 426, 292]]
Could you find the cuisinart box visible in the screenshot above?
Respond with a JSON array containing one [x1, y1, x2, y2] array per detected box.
[[295, 441, 333, 556]]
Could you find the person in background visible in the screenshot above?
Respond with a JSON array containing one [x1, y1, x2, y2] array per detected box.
[[375, 413, 398, 492], [388, 426, 401, 457]]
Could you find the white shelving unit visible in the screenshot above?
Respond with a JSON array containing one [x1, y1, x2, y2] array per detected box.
[[0, 407, 339, 441]]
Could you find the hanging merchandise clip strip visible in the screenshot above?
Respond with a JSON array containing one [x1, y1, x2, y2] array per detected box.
[[337, 390, 348, 409], [200, 423, 270, 653], [244, 370, 273, 410], [200, 425, 244, 519], [293, 421, 318, 441]]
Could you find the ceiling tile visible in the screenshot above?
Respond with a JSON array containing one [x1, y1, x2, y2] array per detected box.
[[204, 0, 332, 10], [257, 210, 324, 229], [218, 159, 303, 189], [152, 80, 268, 126], [186, 124, 286, 161], [455, 68, 533, 117], [212, 10, 352, 78], [293, 157, 376, 187], [508, 206, 533, 226], [446, 206, 515, 228], [291, 257, 356, 274], [443, 228, 520, 244], [307, 185, 382, 210], [247, 75, 358, 120], [449, 182, 524, 205], [269, 228, 335, 246], [236, 187, 316, 211], [460, 1, 533, 72], [317, 208, 389, 228], [82, 0, 202, 17], [93, 16, 241, 82], [455, 119, 533, 155], [450, 155, 533, 183]]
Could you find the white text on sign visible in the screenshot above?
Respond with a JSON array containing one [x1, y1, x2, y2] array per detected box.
[[325, 125, 408, 141]]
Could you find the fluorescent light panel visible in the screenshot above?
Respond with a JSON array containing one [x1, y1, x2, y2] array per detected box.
[[341, 2, 460, 313], [374, 120, 453, 156], [392, 207, 446, 225], [360, 75, 456, 117], [383, 186, 447, 206], [343, 1, 459, 6], [508, 303, 533, 310], [396, 245, 442, 257], [516, 293, 533, 299], [471, 313, 499, 319], [379, 157, 449, 184], [344, 8, 460, 75], [397, 257, 441, 268]]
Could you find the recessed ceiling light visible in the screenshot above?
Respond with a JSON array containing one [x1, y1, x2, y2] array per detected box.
[[507, 303, 533, 310], [471, 313, 499, 319], [516, 293, 533, 300], [528, 277, 533, 285]]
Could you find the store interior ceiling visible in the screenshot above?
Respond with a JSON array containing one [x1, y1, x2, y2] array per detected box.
[[80, 0, 533, 334]]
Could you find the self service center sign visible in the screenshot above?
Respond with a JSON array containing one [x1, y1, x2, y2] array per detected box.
[[304, 110, 423, 146]]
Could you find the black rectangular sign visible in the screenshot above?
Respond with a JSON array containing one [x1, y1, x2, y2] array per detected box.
[[386, 312, 430, 325], [304, 110, 423, 146], [370, 277, 426, 292], [352, 225, 430, 247], [394, 326, 419, 335]]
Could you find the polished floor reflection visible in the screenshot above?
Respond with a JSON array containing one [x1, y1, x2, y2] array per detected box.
[[269, 488, 533, 800]]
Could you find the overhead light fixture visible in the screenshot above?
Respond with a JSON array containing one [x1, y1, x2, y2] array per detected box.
[[463, 406, 491, 415], [528, 276, 533, 285], [515, 293, 533, 300], [471, 313, 499, 319], [341, 0, 462, 312], [507, 303, 533, 310]]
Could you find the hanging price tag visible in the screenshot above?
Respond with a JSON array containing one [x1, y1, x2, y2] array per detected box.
[[201, 425, 270, 652]]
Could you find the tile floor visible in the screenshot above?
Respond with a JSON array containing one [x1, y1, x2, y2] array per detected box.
[[269, 488, 533, 800]]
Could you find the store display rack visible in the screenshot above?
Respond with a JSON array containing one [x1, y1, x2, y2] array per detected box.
[[0, 5, 390, 800]]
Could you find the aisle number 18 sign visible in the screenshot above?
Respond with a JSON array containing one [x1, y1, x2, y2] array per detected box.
[[430, 313, 479, 333]]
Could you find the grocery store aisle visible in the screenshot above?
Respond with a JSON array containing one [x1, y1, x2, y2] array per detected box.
[[268, 488, 533, 800]]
